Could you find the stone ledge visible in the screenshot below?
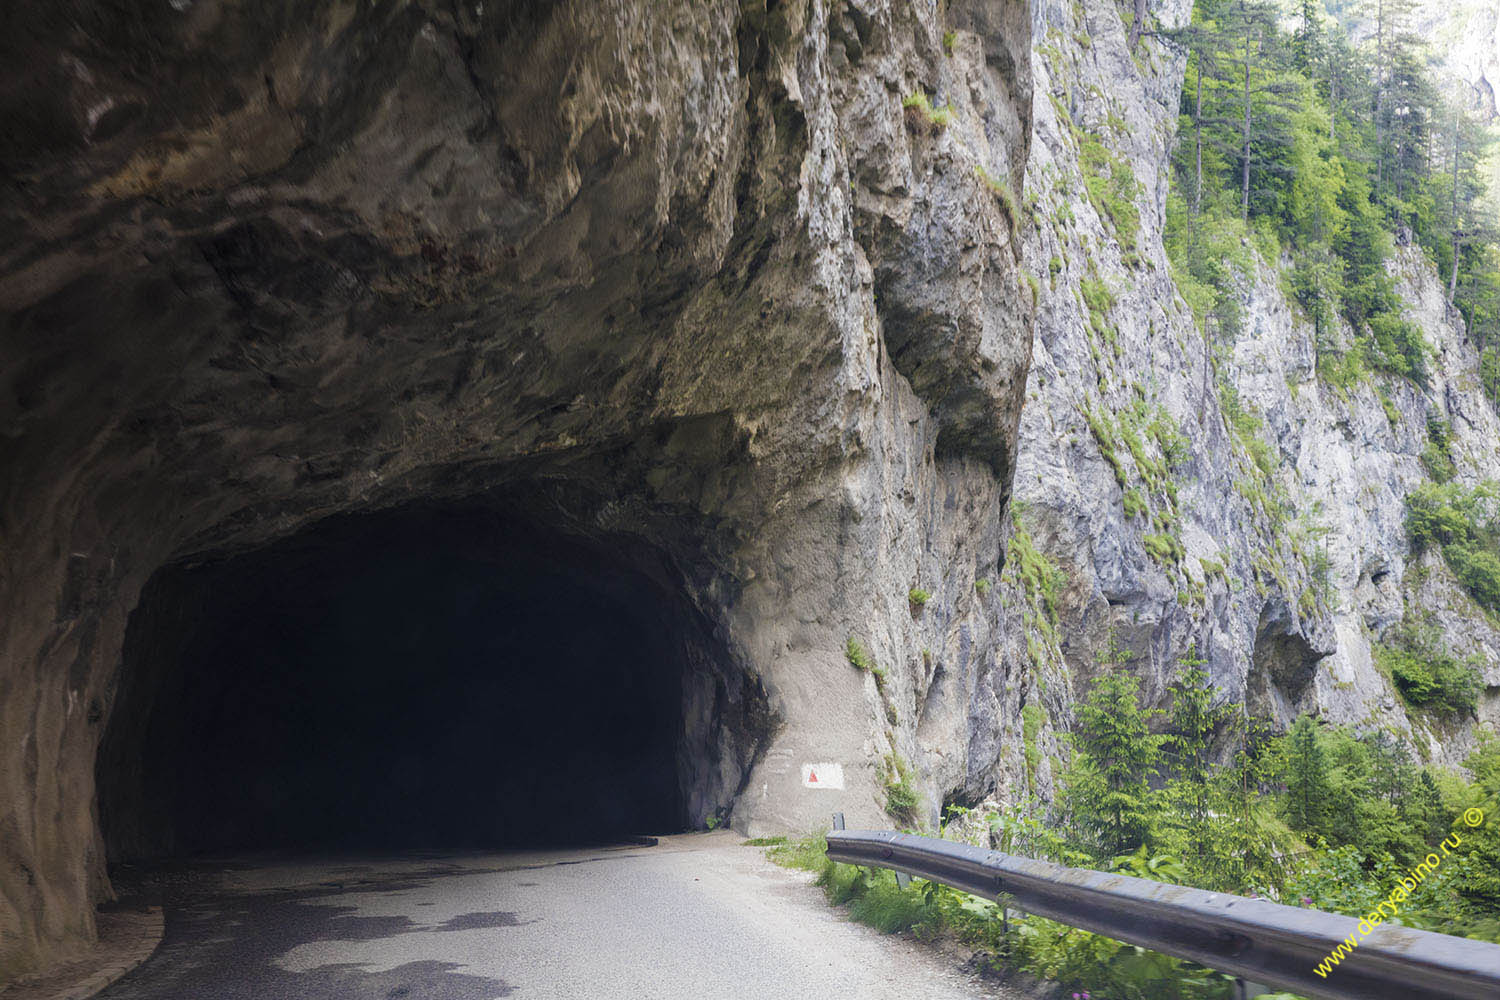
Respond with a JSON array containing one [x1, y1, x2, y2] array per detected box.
[[0, 908, 164, 1000]]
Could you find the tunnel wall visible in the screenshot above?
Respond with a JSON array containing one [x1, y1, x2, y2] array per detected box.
[[0, 0, 1031, 979], [97, 504, 767, 858]]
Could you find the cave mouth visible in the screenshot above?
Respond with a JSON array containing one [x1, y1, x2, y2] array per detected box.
[[97, 501, 759, 861]]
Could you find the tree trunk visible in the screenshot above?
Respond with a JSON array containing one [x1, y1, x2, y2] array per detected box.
[[1241, 24, 1253, 222], [1449, 105, 1462, 304], [1374, 0, 1385, 189], [1193, 57, 1204, 244], [1129, 0, 1147, 50]]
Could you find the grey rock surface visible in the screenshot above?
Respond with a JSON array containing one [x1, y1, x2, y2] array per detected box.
[[1, 0, 1033, 980]]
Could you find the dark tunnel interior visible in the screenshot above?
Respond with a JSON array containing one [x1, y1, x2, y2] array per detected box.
[[96, 503, 733, 860]]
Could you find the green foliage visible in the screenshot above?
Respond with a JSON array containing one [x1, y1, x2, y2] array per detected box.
[[902, 90, 953, 128], [1010, 520, 1068, 621], [1144, 532, 1184, 565], [1164, 0, 1492, 383], [845, 636, 875, 671], [1483, 346, 1500, 407], [1376, 385, 1401, 426], [1373, 619, 1481, 715], [1283, 715, 1328, 832], [975, 578, 991, 595], [942, 30, 956, 55], [766, 833, 828, 872], [907, 587, 932, 608], [1406, 481, 1500, 616], [1421, 417, 1456, 484], [1079, 132, 1141, 254], [1084, 405, 1129, 487], [1062, 664, 1165, 858], [770, 690, 1500, 1000], [1022, 701, 1045, 793], [974, 164, 1019, 227], [1081, 275, 1115, 331], [881, 752, 920, 824]]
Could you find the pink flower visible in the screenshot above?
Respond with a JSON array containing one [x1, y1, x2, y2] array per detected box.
[[1302, 896, 1313, 906]]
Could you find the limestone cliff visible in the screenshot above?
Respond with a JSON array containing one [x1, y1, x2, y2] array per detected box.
[[2, 0, 1034, 979], [3, 0, 1498, 985], [972, 0, 1500, 816]]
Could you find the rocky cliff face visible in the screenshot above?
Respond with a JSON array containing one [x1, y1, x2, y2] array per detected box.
[[3, 0, 1497, 985], [978, 0, 1500, 811], [1, 0, 1035, 979]]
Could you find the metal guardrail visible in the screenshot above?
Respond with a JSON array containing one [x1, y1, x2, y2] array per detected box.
[[825, 823, 1500, 1000]]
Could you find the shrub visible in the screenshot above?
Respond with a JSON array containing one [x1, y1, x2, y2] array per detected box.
[[1374, 622, 1480, 714], [908, 587, 932, 608], [902, 91, 953, 129], [882, 753, 920, 823], [1406, 481, 1500, 616], [845, 637, 875, 671], [1421, 417, 1456, 484], [1078, 134, 1140, 252]]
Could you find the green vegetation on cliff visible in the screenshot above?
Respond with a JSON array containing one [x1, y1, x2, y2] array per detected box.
[[1406, 480, 1500, 616], [1166, 0, 1500, 394]]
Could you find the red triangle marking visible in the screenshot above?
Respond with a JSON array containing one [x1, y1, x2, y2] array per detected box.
[[808, 770, 819, 783]]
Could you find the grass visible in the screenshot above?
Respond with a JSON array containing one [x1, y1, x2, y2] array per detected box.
[[902, 91, 954, 129], [765, 837, 945, 936], [741, 836, 787, 847], [1144, 532, 1184, 565], [882, 753, 920, 823], [846, 637, 875, 671], [1078, 132, 1140, 253], [766, 833, 828, 871], [974, 164, 1019, 227], [975, 578, 991, 595]]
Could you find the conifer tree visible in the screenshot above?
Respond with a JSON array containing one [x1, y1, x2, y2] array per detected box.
[[1062, 639, 1165, 860]]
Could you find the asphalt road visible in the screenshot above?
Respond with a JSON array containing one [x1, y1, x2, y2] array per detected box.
[[98, 831, 1033, 999]]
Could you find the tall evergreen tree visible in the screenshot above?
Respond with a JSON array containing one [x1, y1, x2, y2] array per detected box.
[[1062, 648, 1165, 860], [1283, 715, 1328, 833]]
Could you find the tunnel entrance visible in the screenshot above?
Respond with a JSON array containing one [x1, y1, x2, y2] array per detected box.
[[97, 502, 768, 861]]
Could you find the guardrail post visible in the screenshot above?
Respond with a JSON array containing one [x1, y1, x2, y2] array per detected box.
[[832, 812, 845, 831]]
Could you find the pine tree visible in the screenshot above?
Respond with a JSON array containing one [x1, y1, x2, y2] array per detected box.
[[1284, 715, 1328, 834], [1062, 645, 1165, 860]]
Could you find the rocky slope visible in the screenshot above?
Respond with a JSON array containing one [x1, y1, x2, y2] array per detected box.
[[966, 0, 1500, 811]]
